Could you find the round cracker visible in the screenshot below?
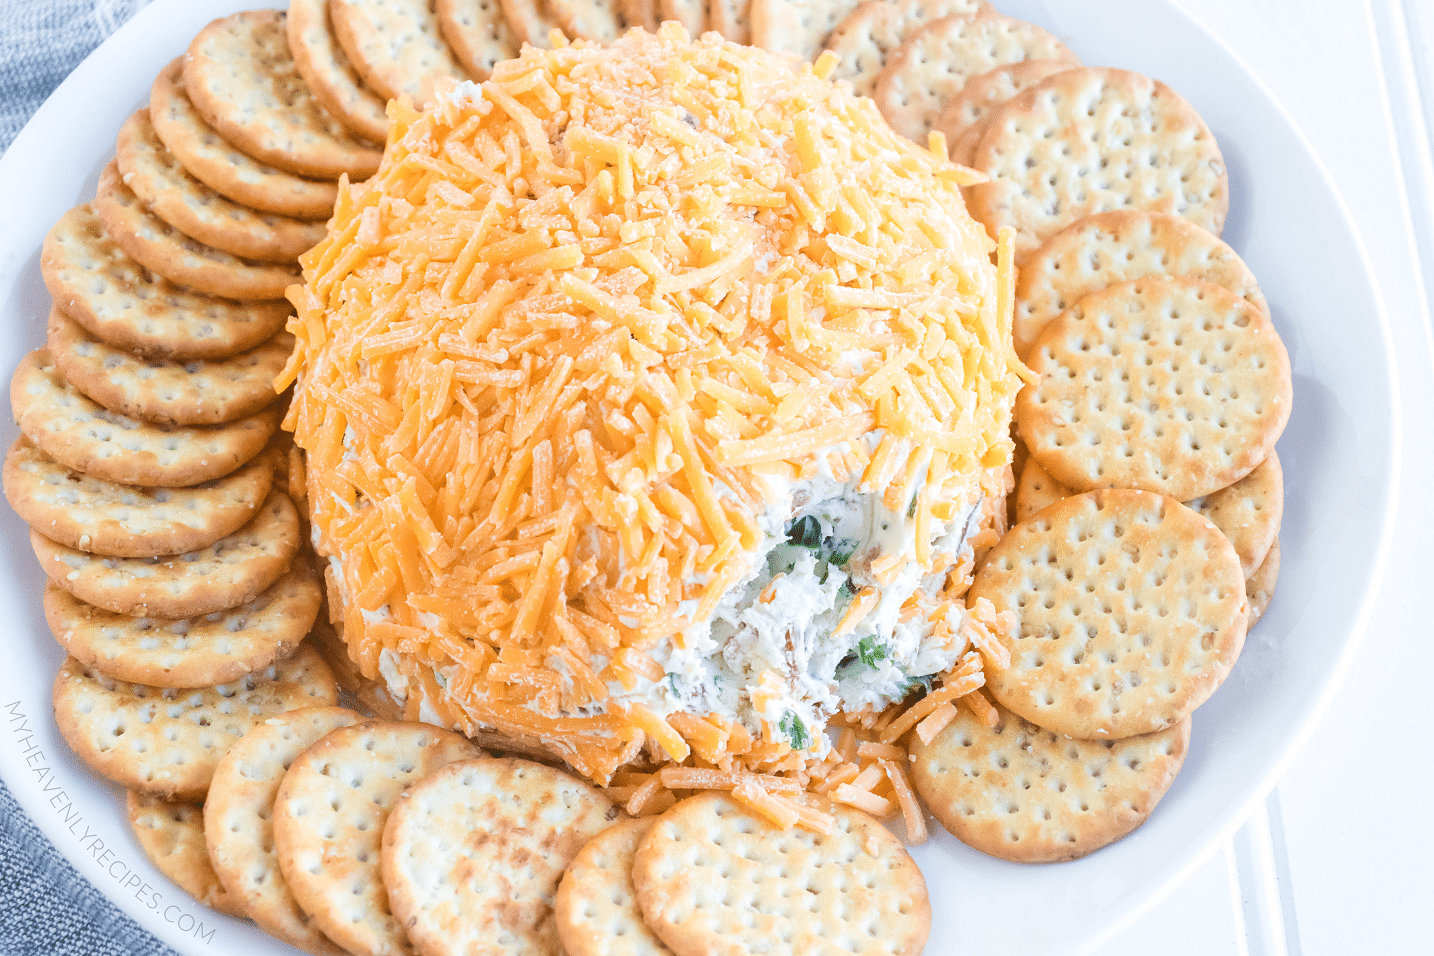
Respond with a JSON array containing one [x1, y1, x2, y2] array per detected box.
[[288, 0, 391, 144], [44, 562, 322, 688], [974, 489, 1248, 740], [555, 818, 672, 956], [32, 488, 301, 618], [968, 67, 1229, 262], [205, 707, 364, 955], [127, 790, 247, 916], [824, 0, 991, 100], [11, 349, 282, 489], [750, 0, 864, 64], [184, 10, 383, 180], [552, 0, 636, 43], [633, 792, 929, 956], [1013, 211, 1267, 360], [499, 0, 565, 48], [436, 0, 522, 80], [1016, 448, 1281, 578], [46, 310, 292, 428], [4, 436, 273, 557], [1246, 535, 1280, 628], [116, 109, 327, 265], [1188, 450, 1282, 578], [273, 720, 484, 956], [149, 58, 339, 221], [41, 204, 291, 361], [1016, 277, 1292, 501], [95, 160, 300, 301], [382, 756, 622, 956], [52, 643, 337, 801], [933, 58, 1071, 151], [910, 700, 1190, 862], [873, 10, 1076, 144], [329, 0, 472, 109]]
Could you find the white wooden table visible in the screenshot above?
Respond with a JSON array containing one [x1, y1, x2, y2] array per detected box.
[[1100, 1, 1434, 952]]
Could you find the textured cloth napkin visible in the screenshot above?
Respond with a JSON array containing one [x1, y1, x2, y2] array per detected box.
[[0, 8, 178, 955]]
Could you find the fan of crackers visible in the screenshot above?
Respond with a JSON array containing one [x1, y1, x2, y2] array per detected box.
[[4, 1, 1290, 954]]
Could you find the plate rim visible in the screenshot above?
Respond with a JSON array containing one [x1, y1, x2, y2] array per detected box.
[[0, 0, 1402, 953]]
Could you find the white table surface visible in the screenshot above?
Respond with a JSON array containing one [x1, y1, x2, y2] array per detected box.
[[1099, 1, 1434, 952]]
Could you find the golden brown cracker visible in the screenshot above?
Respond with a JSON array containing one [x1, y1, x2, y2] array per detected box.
[[11, 349, 282, 489], [4, 436, 273, 557], [381, 757, 622, 956], [53, 644, 337, 801], [1016, 277, 1291, 501], [911, 701, 1190, 862], [205, 707, 364, 955], [45, 563, 322, 688], [41, 204, 290, 361], [968, 67, 1228, 262], [32, 489, 300, 618], [273, 721, 484, 956], [974, 489, 1248, 740], [184, 10, 383, 179]]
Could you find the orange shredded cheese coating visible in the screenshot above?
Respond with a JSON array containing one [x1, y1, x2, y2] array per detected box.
[[284, 25, 1021, 787]]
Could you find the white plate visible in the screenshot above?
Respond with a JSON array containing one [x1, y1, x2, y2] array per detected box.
[[0, 1, 1398, 953]]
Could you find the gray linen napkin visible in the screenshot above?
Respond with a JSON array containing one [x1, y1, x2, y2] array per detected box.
[[0, 7, 179, 955]]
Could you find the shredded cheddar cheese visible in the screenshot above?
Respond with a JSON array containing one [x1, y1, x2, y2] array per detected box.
[[284, 25, 1021, 787]]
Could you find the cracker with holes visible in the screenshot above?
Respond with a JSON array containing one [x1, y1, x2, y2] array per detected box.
[[435, 0, 520, 81], [500, 0, 565, 48], [273, 721, 483, 956], [47, 311, 292, 428], [1014, 211, 1266, 360], [185, 10, 382, 180], [1246, 536, 1280, 627], [1188, 450, 1282, 577], [825, 0, 991, 100], [116, 110, 327, 264], [4, 436, 272, 557], [45, 563, 322, 688], [1016, 277, 1291, 501], [935, 58, 1072, 165], [329, 0, 471, 110], [288, 0, 390, 143], [633, 792, 929, 956], [555, 818, 672, 956], [206, 707, 363, 955], [974, 489, 1247, 740], [552, 0, 635, 43], [41, 205, 290, 360], [11, 350, 282, 489], [52, 643, 336, 801], [149, 59, 339, 220], [1016, 449, 1283, 577], [127, 790, 247, 916], [873, 10, 1077, 144], [910, 700, 1190, 862], [382, 756, 622, 956], [32, 488, 300, 618], [95, 161, 300, 301], [968, 67, 1229, 263], [750, 0, 864, 63]]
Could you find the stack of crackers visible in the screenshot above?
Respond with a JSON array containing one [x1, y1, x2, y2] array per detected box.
[[2, 1, 1299, 952], [818, 2, 1292, 864]]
